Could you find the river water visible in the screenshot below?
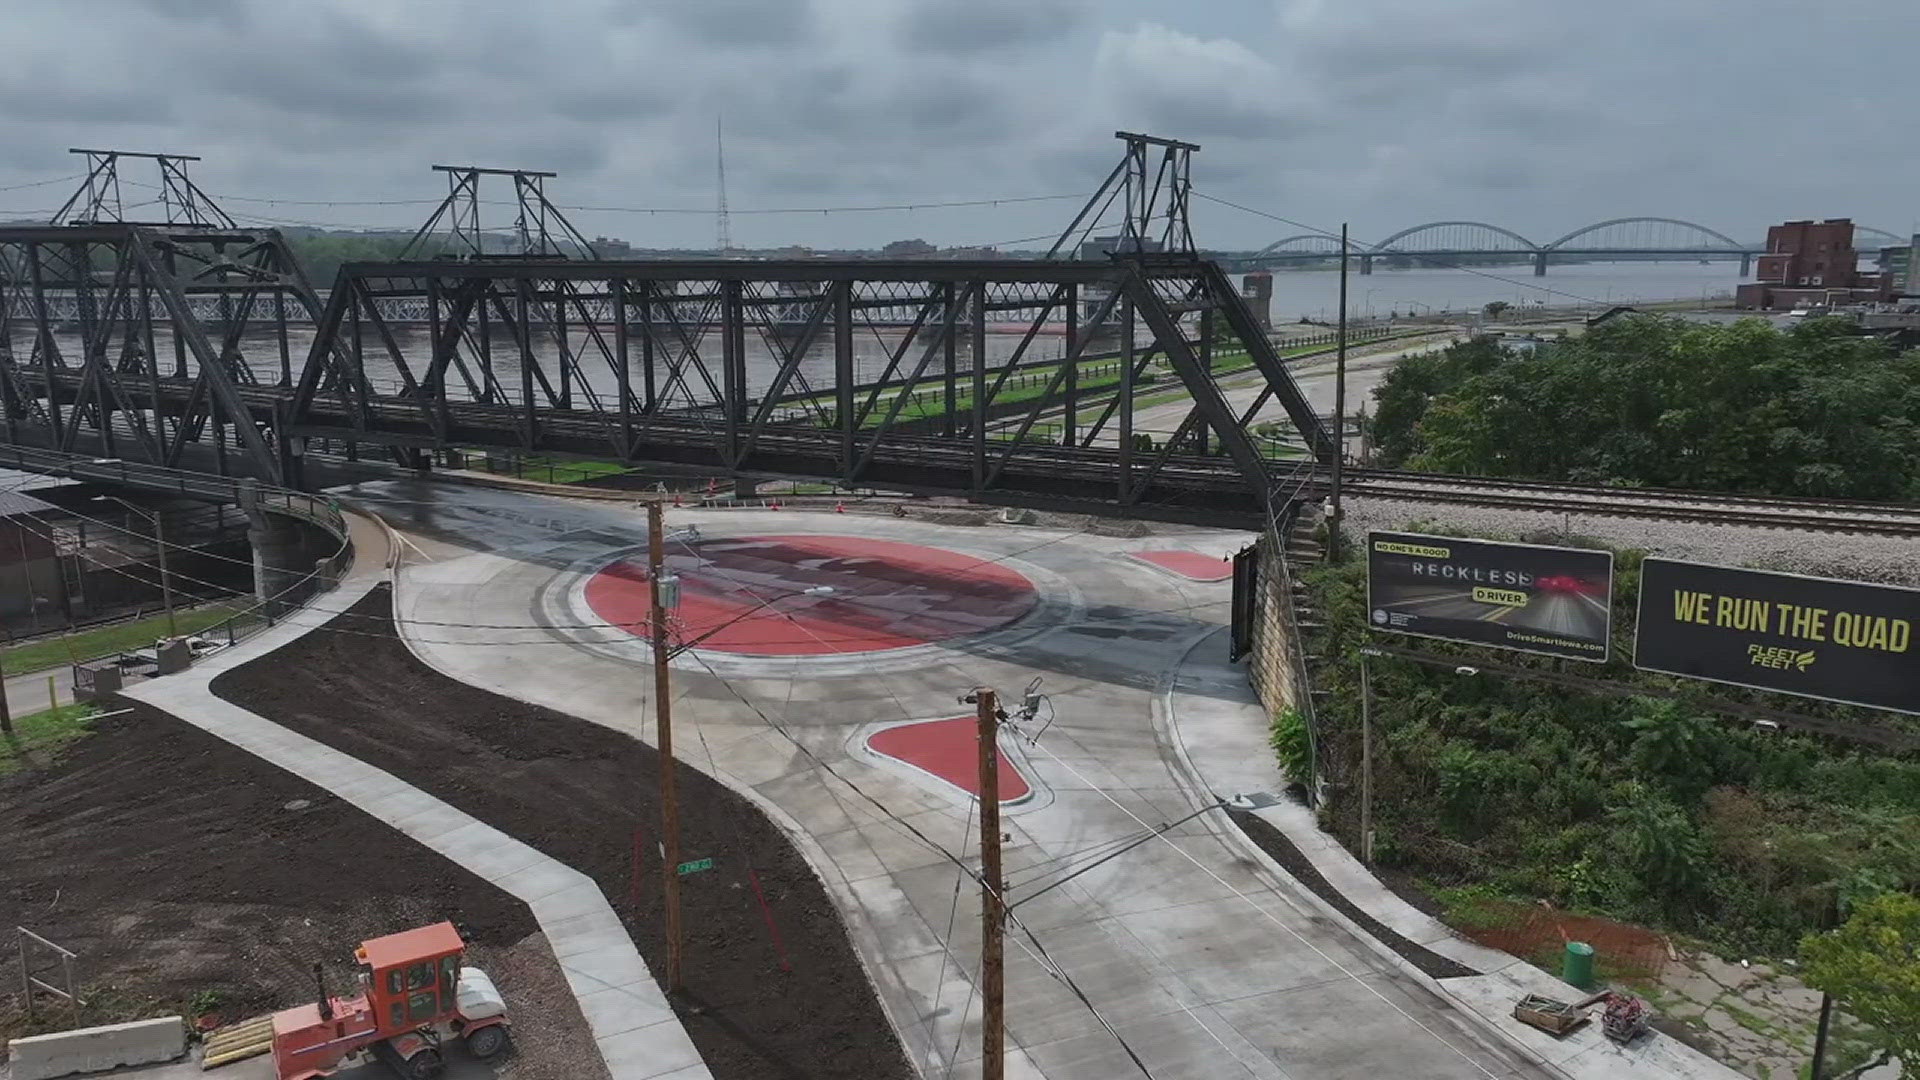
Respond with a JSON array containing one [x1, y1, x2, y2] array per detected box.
[[1259, 260, 1747, 322], [9, 262, 1748, 407]]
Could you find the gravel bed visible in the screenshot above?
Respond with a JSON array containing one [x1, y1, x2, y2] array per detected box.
[[1346, 496, 1920, 585]]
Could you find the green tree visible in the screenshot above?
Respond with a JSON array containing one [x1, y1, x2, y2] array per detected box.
[[1364, 315, 1920, 500], [1622, 698, 1720, 798], [1609, 782, 1708, 898], [1799, 892, 1920, 1072], [1482, 300, 1510, 319]]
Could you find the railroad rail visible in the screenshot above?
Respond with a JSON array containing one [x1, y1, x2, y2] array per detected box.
[[1344, 469, 1920, 538]]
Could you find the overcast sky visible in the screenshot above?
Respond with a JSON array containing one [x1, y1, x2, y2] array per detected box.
[[1, 0, 1914, 251]]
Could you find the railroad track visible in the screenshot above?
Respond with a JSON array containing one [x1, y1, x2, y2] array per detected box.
[[1344, 469, 1920, 538]]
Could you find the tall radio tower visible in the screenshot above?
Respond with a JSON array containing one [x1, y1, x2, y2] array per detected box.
[[715, 115, 733, 253]]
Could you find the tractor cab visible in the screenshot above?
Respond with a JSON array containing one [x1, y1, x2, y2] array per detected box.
[[357, 922, 466, 1035], [264, 921, 510, 1080]]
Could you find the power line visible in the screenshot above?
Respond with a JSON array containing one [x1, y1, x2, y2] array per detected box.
[[0, 173, 83, 193]]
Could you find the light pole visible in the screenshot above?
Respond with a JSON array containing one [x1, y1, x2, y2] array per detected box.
[[94, 495, 175, 638]]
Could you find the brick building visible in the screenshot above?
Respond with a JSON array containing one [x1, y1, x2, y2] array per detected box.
[[1736, 218, 1897, 310]]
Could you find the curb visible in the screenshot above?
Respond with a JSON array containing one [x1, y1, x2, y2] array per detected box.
[[385, 556, 937, 1079], [1150, 626, 1573, 1080]]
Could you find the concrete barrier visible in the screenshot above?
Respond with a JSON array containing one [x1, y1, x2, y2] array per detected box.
[[6, 1016, 186, 1080]]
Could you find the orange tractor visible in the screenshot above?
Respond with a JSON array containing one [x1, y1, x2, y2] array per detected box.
[[204, 921, 510, 1079]]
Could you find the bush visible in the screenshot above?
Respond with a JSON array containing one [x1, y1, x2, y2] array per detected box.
[[1269, 707, 1311, 783]]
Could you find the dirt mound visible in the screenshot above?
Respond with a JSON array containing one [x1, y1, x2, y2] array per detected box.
[[210, 586, 913, 1080], [0, 704, 535, 1046]]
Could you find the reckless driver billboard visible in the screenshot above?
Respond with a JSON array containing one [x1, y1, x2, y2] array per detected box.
[[1366, 531, 1614, 661], [1634, 559, 1919, 715]]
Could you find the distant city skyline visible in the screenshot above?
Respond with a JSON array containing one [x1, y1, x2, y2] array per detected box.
[[0, 0, 1913, 253]]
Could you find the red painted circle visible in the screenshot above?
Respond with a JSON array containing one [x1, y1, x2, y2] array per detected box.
[[585, 535, 1039, 656]]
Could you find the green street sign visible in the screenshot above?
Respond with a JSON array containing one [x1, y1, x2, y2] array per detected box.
[[676, 857, 715, 876]]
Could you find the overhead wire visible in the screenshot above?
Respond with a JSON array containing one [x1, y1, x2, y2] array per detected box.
[[0, 173, 84, 193], [662, 520, 1166, 1076]]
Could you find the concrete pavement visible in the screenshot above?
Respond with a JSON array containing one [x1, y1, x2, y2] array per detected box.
[[116, 510, 707, 1080], [370, 482, 1550, 1079], [1164, 625, 1747, 1080]]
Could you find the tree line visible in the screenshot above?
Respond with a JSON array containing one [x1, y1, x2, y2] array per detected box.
[[1369, 315, 1920, 501]]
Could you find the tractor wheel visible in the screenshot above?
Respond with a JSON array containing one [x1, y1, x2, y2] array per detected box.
[[404, 1048, 445, 1079], [465, 1024, 510, 1059]]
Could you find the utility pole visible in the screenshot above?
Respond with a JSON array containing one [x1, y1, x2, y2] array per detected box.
[[1809, 992, 1832, 1080], [977, 687, 1004, 1080], [647, 501, 684, 994], [0, 663, 12, 736], [1328, 223, 1349, 562], [154, 510, 175, 639], [1359, 646, 1376, 865]]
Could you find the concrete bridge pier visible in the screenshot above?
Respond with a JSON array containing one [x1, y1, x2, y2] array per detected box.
[[1533, 252, 1549, 277], [1741, 252, 1751, 276], [240, 482, 324, 617], [1357, 255, 1372, 276]]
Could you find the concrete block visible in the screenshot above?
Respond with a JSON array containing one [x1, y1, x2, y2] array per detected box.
[[7, 1016, 186, 1080]]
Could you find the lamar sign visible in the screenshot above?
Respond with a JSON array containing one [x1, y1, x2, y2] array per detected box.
[[1635, 558, 1920, 715]]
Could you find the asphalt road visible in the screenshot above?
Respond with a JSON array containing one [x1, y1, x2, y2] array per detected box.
[[356, 477, 1548, 1079]]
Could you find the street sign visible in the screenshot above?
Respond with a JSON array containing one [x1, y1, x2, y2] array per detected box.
[[676, 857, 714, 876], [1635, 558, 1919, 714], [1366, 531, 1614, 661]]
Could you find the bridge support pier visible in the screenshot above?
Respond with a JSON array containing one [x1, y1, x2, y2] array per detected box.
[[1358, 255, 1372, 276], [1740, 252, 1751, 277], [1533, 253, 1548, 277], [242, 483, 326, 617]]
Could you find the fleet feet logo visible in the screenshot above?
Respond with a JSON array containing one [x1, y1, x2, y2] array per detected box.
[[1747, 644, 1816, 672]]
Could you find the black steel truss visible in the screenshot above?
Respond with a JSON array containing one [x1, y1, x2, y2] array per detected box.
[[51, 149, 236, 229], [0, 222, 335, 483], [400, 166, 599, 260], [1051, 132, 1199, 259], [282, 254, 1333, 524]]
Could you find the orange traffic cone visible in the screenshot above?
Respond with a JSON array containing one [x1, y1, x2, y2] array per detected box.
[[771, 498, 783, 510], [834, 500, 845, 513]]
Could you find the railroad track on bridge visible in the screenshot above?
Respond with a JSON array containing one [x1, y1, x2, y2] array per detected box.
[[1344, 469, 1920, 538]]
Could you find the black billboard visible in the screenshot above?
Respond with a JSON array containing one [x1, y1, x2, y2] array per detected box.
[[1634, 559, 1920, 715], [1366, 531, 1614, 661]]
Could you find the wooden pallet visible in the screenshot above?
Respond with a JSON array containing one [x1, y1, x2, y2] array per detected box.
[[202, 1014, 275, 1069]]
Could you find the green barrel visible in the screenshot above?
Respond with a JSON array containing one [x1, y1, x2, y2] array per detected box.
[[1562, 941, 1595, 989]]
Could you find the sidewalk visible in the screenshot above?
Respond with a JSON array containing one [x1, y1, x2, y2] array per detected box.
[[1163, 626, 1747, 1080], [117, 511, 710, 1080]]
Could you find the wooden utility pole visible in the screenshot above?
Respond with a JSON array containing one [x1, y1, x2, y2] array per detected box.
[[0, 663, 12, 736], [647, 501, 684, 994], [977, 688, 1004, 1080], [1328, 223, 1350, 561]]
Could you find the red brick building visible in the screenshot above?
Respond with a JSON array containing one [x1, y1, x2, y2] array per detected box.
[[1737, 218, 1896, 310]]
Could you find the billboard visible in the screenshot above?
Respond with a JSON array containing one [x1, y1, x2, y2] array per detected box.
[[1366, 531, 1614, 661], [1634, 559, 1919, 714]]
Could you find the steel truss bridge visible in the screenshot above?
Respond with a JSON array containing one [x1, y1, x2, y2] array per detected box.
[[1238, 218, 1908, 276], [0, 222, 1335, 527]]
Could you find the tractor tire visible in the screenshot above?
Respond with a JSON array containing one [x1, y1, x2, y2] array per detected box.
[[465, 1024, 510, 1059], [404, 1048, 445, 1079]]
